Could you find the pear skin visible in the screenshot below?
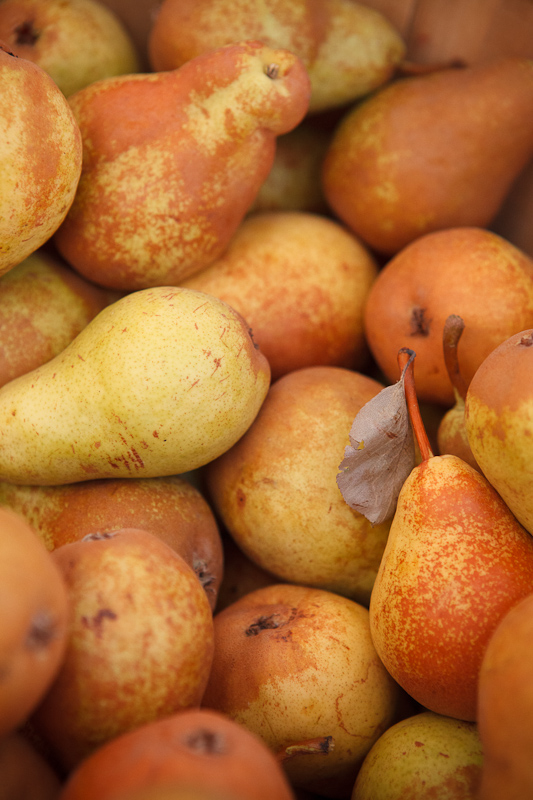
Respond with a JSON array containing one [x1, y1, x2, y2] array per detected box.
[[0, 287, 270, 485], [352, 711, 483, 800], [369, 454, 533, 721], [465, 329, 533, 536], [54, 40, 311, 291], [0, 250, 117, 389], [0, 475, 223, 610], [0, 43, 82, 276], [322, 58, 533, 254], [363, 227, 533, 405], [477, 592, 533, 800], [0, 0, 140, 97]]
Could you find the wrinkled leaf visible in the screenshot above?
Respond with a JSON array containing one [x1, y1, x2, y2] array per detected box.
[[336, 360, 416, 524]]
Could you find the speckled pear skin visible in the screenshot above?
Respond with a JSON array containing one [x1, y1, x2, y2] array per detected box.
[[0, 287, 271, 485], [369, 454, 533, 721], [54, 40, 311, 291]]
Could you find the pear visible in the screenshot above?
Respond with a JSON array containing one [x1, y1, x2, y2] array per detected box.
[[477, 592, 533, 800], [0, 475, 224, 610], [201, 583, 401, 798], [0, 0, 140, 97], [465, 329, 533, 536], [148, 0, 406, 113], [322, 58, 533, 254], [0, 42, 82, 277], [54, 40, 311, 291], [203, 365, 391, 606], [352, 711, 483, 800], [182, 211, 378, 381], [29, 528, 215, 770], [362, 227, 533, 405], [369, 350, 533, 721], [0, 249, 117, 389], [0, 287, 270, 486]]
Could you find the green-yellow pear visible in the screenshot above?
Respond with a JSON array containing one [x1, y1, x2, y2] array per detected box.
[[203, 366, 391, 606], [352, 711, 483, 800], [465, 329, 533, 536], [54, 40, 311, 291], [0, 249, 117, 389], [0, 0, 140, 97], [201, 583, 401, 799], [0, 42, 82, 276], [369, 351, 533, 721], [0, 287, 270, 485]]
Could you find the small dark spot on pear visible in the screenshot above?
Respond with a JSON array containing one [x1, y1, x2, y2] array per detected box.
[[14, 20, 40, 46]]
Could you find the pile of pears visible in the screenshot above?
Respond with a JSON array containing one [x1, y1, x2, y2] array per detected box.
[[2, 0, 533, 798]]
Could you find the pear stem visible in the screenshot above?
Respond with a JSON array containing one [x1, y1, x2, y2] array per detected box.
[[276, 736, 335, 762], [442, 314, 468, 400], [398, 348, 434, 463]]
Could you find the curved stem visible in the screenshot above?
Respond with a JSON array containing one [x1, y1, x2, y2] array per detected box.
[[398, 348, 433, 463], [442, 314, 468, 400]]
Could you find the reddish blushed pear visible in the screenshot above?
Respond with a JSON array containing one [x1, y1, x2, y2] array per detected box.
[[0, 287, 271, 486], [148, 0, 405, 113], [30, 529, 215, 771], [477, 592, 533, 800], [369, 350, 533, 721], [322, 58, 533, 255], [0, 475, 223, 611], [54, 40, 311, 291], [465, 329, 533, 536], [0, 43, 82, 277], [363, 227, 533, 405]]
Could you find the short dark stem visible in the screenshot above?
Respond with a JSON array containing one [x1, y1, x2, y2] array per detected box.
[[276, 736, 334, 762], [398, 348, 433, 463], [442, 314, 468, 400]]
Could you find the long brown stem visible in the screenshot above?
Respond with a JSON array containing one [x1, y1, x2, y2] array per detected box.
[[398, 348, 433, 463], [442, 314, 468, 400], [276, 736, 335, 762]]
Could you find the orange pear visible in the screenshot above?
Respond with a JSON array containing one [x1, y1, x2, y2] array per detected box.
[[369, 351, 533, 721], [465, 328, 533, 536], [322, 58, 533, 255], [54, 40, 311, 291]]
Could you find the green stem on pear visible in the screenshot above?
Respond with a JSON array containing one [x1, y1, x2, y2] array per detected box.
[[398, 348, 434, 463], [442, 314, 468, 401]]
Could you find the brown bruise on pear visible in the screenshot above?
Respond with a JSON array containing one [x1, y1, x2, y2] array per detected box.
[[465, 328, 533, 536], [54, 41, 311, 291], [0, 475, 223, 611], [369, 351, 533, 721], [201, 584, 401, 798], [30, 529, 215, 771], [148, 0, 406, 113], [0, 43, 82, 276]]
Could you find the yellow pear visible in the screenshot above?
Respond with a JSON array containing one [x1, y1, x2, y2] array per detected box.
[[465, 329, 533, 535], [0, 287, 270, 485], [0, 0, 140, 97], [0, 42, 82, 276], [352, 711, 483, 800]]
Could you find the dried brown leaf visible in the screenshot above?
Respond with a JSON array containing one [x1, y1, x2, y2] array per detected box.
[[336, 358, 416, 524]]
